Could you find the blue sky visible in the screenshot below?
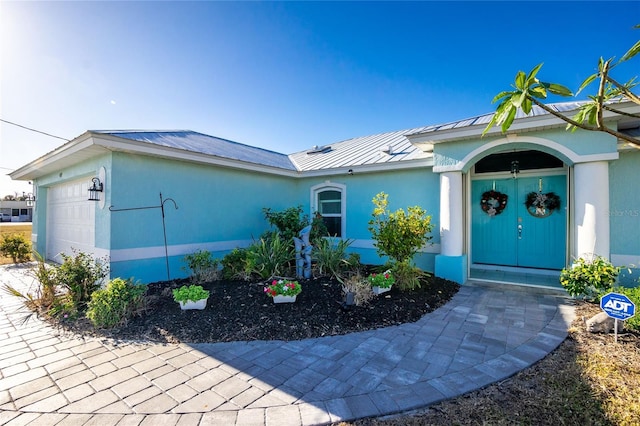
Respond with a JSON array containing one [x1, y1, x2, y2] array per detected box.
[[1, 1, 638, 195]]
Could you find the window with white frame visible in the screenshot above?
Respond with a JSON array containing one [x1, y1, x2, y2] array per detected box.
[[312, 183, 345, 237]]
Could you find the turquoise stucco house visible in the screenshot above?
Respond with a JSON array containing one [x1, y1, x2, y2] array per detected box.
[[10, 100, 640, 288]]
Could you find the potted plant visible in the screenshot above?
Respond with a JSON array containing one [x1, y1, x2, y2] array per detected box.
[[368, 270, 395, 295], [172, 284, 210, 310], [264, 279, 302, 303]]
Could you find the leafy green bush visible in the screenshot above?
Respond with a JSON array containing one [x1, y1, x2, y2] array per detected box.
[[368, 192, 433, 263], [560, 256, 620, 300], [262, 205, 328, 244], [247, 233, 293, 279], [182, 250, 220, 283], [86, 278, 147, 328], [56, 250, 109, 313], [0, 233, 31, 263], [221, 248, 252, 281], [368, 192, 433, 290], [312, 237, 353, 279]]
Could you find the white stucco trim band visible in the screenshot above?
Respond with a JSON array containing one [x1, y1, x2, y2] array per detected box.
[[433, 135, 619, 173], [110, 240, 254, 262], [109, 238, 441, 263], [349, 239, 440, 254]]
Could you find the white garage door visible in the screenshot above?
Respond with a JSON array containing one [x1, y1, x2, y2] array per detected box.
[[46, 178, 96, 263]]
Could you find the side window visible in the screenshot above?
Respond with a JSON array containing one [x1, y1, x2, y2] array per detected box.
[[312, 183, 346, 238]]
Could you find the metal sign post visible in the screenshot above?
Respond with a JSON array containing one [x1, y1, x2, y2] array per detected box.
[[109, 193, 179, 281], [600, 292, 636, 342]]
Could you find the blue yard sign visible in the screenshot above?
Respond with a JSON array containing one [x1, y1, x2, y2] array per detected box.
[[600, 292, 636, 321]]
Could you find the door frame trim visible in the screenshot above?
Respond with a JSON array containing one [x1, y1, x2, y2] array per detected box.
[[467, 162, 569, 277]]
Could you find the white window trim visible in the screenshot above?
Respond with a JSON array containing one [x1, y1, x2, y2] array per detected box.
[[310, 181, 346, 238]]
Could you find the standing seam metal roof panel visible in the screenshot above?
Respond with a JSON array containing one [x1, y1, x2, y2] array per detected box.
[[91, 130, 297, 171]]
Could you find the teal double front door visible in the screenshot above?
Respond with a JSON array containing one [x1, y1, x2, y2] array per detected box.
[[471, 175, 566, 270]]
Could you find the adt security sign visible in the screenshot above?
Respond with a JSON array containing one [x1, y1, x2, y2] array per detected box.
[[600, 292, 636, 321]]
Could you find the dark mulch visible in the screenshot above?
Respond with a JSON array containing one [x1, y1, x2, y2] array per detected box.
[[56, 273, 460, 344]]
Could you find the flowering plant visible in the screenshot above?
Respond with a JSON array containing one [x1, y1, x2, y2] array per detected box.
[[264, 279, 302, 297], [368, 270, 395, 288]]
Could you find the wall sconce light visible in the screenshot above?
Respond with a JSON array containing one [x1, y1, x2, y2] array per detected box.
[[88, 177, 104, 201], [510, 160, 520, 178], [23, 192, 36, 207]]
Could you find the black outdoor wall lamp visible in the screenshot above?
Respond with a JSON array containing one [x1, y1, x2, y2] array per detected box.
[[23, 192, 36, 207], [88, 177, 104, 201]]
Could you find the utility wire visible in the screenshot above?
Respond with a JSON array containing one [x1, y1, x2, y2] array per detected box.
[[1, 118, 70, 141]]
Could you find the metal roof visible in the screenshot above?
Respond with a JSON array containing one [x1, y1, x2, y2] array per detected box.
[[91, 130, 297, 171], [407, 101, 587, 137], [12, 100, 637, 182], [289, 127, 432, 171]]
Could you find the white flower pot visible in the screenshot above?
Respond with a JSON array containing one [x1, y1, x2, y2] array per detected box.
[[372, 286, 391, 295], [178, 298, 208, 310], [273, 295, 297, 304]]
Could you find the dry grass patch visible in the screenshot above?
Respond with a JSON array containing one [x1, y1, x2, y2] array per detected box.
[[340, 301, 639, 426]]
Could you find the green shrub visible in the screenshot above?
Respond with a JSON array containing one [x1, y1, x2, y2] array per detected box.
[[56, 250, 109, 312], [86, 278, 147, 328], [560, 256, 620, 300], [391, 261, 425, 291], [611, 285, 640, 331], [368, 192, 433, 290], [0, 233, 31, 263], [247, 233, 293, 279], [262, 205, 329, 244], [182, 250, 220, 283], [312, 237, 353, 279], [4, 252, 61, 322], [368, 192, 434, 263], [31, 252, 57, 309], [221, 248, 252, 280]]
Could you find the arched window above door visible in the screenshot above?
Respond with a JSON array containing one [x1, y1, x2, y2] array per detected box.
[[311, 182, 346, 238]]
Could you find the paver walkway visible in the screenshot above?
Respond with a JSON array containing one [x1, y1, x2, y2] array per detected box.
[[0, 265, 575, 425]]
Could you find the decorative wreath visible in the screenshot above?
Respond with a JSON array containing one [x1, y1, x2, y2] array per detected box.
[[525, 191, 561, 218], [481, 190, 508, 216]]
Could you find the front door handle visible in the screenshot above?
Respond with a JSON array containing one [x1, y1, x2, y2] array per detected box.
[[518, 224, 523, 239]]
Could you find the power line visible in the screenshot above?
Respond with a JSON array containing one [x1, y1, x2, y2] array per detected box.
[[1, 118, 70, 142]]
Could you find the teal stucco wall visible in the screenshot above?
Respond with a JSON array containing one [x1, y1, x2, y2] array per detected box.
[[108, 153, 299, 282], [609, 150, 640, 286], [298, 166, 440, 272]]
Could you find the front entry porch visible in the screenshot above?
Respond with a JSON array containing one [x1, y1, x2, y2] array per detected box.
[[469, 264, 565, 293]]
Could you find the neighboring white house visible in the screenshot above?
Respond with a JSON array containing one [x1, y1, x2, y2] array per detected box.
[[0, 199, 33, 222], [9, 100, 640, 287]]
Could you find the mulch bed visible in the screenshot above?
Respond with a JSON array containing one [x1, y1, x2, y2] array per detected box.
[[55, 273, 460, 344]]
